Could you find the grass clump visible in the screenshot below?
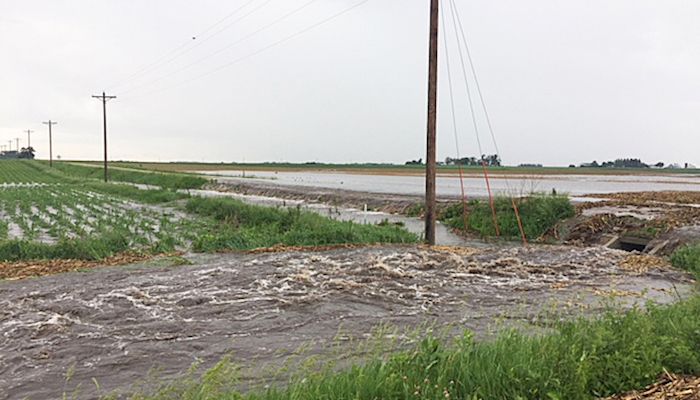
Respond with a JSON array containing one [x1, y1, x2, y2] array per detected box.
[[123, 296, 700, 400], [0, 231, 134, 261], [52, 162, 209, 190], [671, 243, 700, 278], [442, 194, 575, 240], [185, 196, 418, 252]]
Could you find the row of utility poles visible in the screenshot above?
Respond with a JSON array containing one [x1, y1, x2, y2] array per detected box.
[[11, 1, 436, 242], [11, 92, 116, 182], [0, 137, 23, 152]]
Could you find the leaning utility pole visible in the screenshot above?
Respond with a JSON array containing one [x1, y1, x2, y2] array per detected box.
[[43, 120, 57, 167], [92, 92, 117, 182], [25, 130, 34, 148], [424, 0, 440, 245]]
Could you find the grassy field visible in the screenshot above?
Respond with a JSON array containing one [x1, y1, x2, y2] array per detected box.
[[0, 160, 416, 262], [68, 160, 700, 176]]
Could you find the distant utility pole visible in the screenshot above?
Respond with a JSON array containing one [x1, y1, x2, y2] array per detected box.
[[43, 120, 58, 167], [8, 140, 12, 151], [424, 0, 440, 245], [92, 91, 117, 182], [25, 130, 34, 148], [14, 138, 21, 151]]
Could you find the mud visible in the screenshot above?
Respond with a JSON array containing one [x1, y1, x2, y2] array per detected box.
[[0, 245, 692, 400], [203, 181, 434, 216]]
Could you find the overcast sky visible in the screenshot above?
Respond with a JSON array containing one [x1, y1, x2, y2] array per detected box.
[[1, 0, 698, 166]]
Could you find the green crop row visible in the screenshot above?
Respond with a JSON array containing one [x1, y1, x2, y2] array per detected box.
[[0, 160, 69, 184], [0, 165, 418, 261]]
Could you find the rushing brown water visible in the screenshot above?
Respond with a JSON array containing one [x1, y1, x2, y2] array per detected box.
[[0, 245, 691, 399]]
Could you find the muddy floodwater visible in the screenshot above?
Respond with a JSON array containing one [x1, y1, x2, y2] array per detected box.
[[0, 245, 692, 400], [197, 170, 700, 198]]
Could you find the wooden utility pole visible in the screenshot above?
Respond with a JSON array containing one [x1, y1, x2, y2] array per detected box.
[[25, 130, 34, 148], [92, 92, 117, 182], [43, 121, 57, 166], [425, 0, 440, 245]]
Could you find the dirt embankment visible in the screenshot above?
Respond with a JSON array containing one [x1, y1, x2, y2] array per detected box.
[[204, 181, 446, 215]]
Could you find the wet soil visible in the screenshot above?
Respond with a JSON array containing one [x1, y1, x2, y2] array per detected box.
[[0, 245, 692, 400], [204, 181, 437, 216]]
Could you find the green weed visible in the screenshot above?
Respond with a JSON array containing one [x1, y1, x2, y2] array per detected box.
[[442, 195, 575, 240], [186, 197, 418, 252], [671, 243, 700, 278]]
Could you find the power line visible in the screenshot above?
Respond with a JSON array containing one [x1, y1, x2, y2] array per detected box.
[[448, 0, 501, 158], [108, 0, 266, 91], [439, 0, 470, 233], [125, 0, 371, 99], [119, 0, 322, 96]]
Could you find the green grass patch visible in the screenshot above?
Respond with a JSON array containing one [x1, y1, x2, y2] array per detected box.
[[0, 231, 137, 261], [185, 196, 418, 252], [121, 295, 700, 400], [671, 243, 700, 278], [51, 162, 209, 190], [441, 194, 575, 240]]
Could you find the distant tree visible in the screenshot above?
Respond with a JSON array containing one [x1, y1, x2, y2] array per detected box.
[[654, 162, 665, 168], [405, 158, 423, 166], [18, 147, 35, 159]]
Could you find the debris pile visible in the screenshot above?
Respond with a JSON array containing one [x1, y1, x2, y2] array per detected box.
[[603, 373, 700, 400], [566, 191, 700, 247], [619, 254, 670, 274], [0, 253, 155, 280]]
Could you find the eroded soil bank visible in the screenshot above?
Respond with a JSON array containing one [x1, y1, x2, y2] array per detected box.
[[0, 245, 692, 399]]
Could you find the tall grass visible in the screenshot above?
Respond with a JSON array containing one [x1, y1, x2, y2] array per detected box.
[[442, 195, 575, 240], [123, 295, 700, 400], [671, 243, 700, 278], [0, 231, 135, 261], [186, 196, 418, 252]]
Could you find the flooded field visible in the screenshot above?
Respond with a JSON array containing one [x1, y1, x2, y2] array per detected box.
[[0, 245, 692, 400], [196, 170, 700, 198]]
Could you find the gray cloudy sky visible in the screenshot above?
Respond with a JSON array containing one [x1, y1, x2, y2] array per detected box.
[[1, 0, 698, 166]]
